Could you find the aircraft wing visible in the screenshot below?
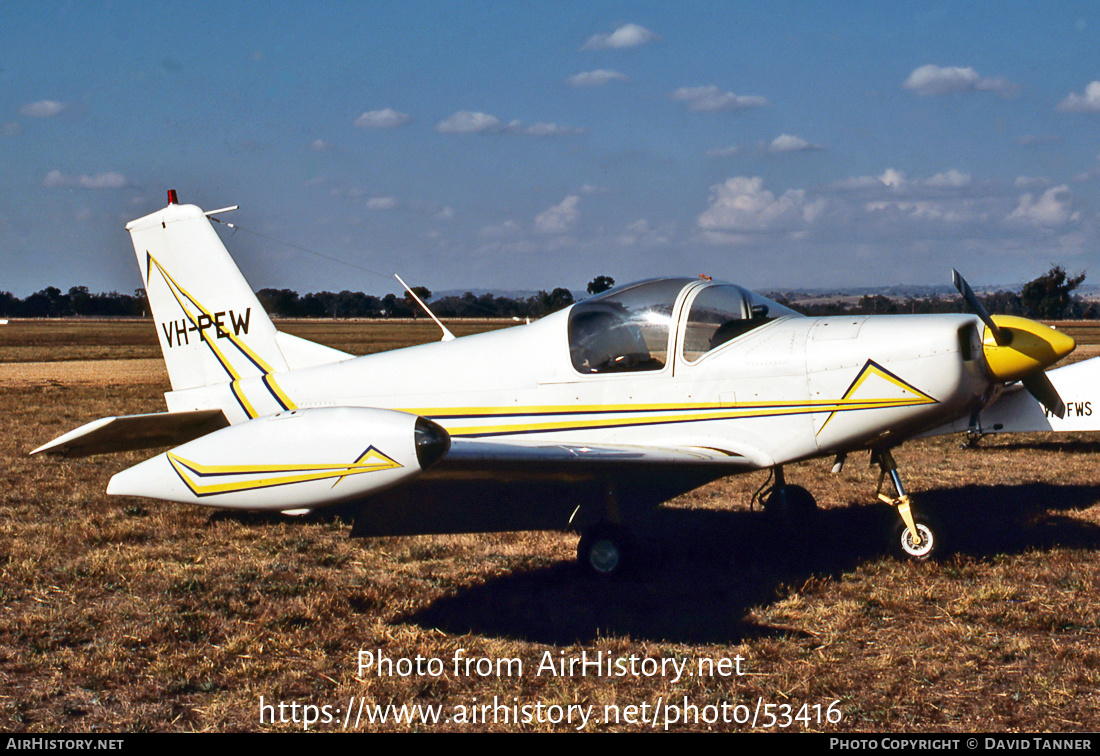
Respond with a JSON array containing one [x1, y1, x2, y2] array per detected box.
[[31, 410, 230, 458], [428, 437, 757, 478]]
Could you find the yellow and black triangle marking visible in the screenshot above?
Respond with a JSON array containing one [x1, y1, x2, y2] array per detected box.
[[166, 446, 402, 497], [816, 360, 938, 435]]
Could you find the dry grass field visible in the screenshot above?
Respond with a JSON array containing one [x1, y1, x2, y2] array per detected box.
[[2, 319, 1100, 732]]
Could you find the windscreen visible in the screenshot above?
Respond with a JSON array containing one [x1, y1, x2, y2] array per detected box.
[[682, 284, 799, 362], [568, 279, 691, 373]]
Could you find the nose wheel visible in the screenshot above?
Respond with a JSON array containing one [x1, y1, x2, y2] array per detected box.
[[875, 449, 943, 561], [892, 515, 939, 561]]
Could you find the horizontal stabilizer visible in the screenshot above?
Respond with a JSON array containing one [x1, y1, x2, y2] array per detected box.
[[31, 410, 229, 458], [275, 331, 352, 369]]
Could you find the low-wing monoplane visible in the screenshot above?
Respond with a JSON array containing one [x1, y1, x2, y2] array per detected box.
[[34, 192, 1100, 574]]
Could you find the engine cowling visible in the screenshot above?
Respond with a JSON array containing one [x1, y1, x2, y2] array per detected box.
[[107, 407, 449, 511]]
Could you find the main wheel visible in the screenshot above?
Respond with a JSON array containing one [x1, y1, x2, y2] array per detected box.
[[891, 515, 941, 561], [577, 524, 634, 577], [764, 484, 818, 530]]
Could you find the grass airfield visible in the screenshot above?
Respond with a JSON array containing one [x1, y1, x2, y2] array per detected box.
[[2, 319, 1099, 732]]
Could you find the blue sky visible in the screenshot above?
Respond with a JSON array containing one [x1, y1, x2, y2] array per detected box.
[[1, 1, 1098, 297]]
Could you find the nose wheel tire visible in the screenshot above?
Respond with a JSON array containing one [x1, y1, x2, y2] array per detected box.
[[578, 525, 634, 577], [891, 515, 941, 561]]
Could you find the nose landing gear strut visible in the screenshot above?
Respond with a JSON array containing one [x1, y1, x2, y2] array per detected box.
[[874, 449, 940, 560]]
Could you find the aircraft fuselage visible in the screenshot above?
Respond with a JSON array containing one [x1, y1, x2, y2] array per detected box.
[[166, 308, 990, 470]]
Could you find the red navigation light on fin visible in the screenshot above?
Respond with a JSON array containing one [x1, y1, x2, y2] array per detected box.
[[167, 189, 178, 205]]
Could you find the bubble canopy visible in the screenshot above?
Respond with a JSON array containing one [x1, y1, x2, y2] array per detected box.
[[568, 278, 799, 374]]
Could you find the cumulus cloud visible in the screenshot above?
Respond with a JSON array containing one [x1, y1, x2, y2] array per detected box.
[[308, 139, 331, 151], [768, 134, 822, 153], [567, 69, 629, 87], [534, 195, 580, 234], [436, 111, 509, 134], [436, 111, 582, 137], [1007, 185, 1079, 226], [671, 85, 768, 113], [697, 177, 823, 233], [706, 145, 741, 158], [617, 219, 674, 247], [831, 168, 971, 192], [582, 23, 659, 50], [1016, 134, 1062, 147], [1056, 81, 1100, 113], [903, 65, 1017, 97], [879, 168, 907, 188], [707, 135, 822, 158], [354, 108, 411, 128], [44, 170, 129, 189], [1015, 176, 1051, 189], [480, 220, 522, 239], [78, 172, 129, 189], [523, 122, 585, 137], [829, 169, 911, 191], [692, 171, 1091, 271], [366, 196, 399, 210], [19, 100, 66, 117], [924, 169, 972, 188]]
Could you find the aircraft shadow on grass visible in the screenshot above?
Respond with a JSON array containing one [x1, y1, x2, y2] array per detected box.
[[392, 481, 1100, 645]]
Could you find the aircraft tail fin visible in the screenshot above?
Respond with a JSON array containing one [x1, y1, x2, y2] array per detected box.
[[976, 357, 1100, 434], [129, 192, 349, 396], [920, 356, 1100, 438]]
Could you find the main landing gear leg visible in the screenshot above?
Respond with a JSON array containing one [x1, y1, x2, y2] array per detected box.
[[874, 449, 940, 560], [963, 410, 984, 449]]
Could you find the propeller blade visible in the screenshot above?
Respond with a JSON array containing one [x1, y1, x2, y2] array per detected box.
[[1022, 371, 1066, 419], [952, 269, 1011, 346]]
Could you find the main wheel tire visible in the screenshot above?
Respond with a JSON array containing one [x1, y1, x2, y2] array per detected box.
[[764, 484, 818, 530], [891, 514, 942, 561], [577, 525, 634, 577]]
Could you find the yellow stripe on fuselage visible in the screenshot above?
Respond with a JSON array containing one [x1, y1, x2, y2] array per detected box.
[[398, 394, 936, 438]]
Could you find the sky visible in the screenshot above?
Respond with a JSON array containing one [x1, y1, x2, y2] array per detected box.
[[1, 1, 1099, 297]]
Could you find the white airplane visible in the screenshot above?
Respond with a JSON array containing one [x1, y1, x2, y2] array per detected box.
[[33, 192, 1100, 575]]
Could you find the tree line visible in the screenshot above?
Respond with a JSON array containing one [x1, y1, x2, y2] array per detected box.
[[0, 286, 148, 318], [774, 266, 1096, 319], [253, 286, 580, 319], [0, 268, 1092, 320]]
